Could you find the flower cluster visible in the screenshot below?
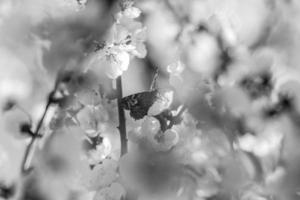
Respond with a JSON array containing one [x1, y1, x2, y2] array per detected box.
[[2, 1, 300, 200], [87, 4, 146, 79]]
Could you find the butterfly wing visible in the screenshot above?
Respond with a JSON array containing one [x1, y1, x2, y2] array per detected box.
[[129, 105, 149, 120], [121, 90, 159, 120]]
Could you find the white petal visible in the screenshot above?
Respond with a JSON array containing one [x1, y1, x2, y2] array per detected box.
[[123, 7, 141, 19], [167, 60, 185, 74]]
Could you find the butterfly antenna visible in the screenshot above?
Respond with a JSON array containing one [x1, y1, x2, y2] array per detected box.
[[150, 67, 159, 90]]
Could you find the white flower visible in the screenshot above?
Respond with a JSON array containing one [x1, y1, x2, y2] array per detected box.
[[130, 27, 147, 58], [116, 6, 141, 20], [123, 6, 141, 19], [87, 137, 112, 165], [86, 5, 146, 78], [87, 46, 130, 79], [237, 130, 283, 157], [167, 60, 185, 75], [148, 90, 174, 116], [153, 129, 179, 151], [167, 61, 185, 88], [104, 48, 130, 79], [111, 18, 147, 58], [112, 5, 147, 58], [141, 116, 161, 136]]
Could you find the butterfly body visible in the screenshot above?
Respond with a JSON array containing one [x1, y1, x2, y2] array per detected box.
[[121, 90, 159, 120]]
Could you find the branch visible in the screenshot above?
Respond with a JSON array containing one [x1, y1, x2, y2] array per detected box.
[[21, 91, 55, 174], [116, 76, 127, 156]]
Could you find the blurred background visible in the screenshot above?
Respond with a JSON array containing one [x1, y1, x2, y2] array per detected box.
[[2, 0, 300, 200]]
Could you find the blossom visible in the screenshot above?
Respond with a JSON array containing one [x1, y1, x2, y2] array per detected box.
[[167, 61, 185, 88], [237, 130, 283, 158], [148, 90, 174, 116], [104, 48, 130, 79], [86, 5, 146, 79], [121, 6, 141, 19], [87, 46, 130, 79], [112, 13, 147, 58], [110, 23, 147, 59], [151, 129, 179, 151], [86, 137, 112, 166], [167, 60, 185, 75]]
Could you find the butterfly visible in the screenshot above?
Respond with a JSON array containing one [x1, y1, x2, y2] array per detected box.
[[121, 90, 159, 120]]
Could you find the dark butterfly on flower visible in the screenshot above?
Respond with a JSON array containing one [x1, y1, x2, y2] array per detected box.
[[121, 68, 161, 120], [121, 90, 159, 120]]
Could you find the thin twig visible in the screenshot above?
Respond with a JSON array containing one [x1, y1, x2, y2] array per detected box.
[[21, 91, 55, 174], [116, 76, 127, 156], [20, 67, 69, 174], [150, 68, 159, 91]]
